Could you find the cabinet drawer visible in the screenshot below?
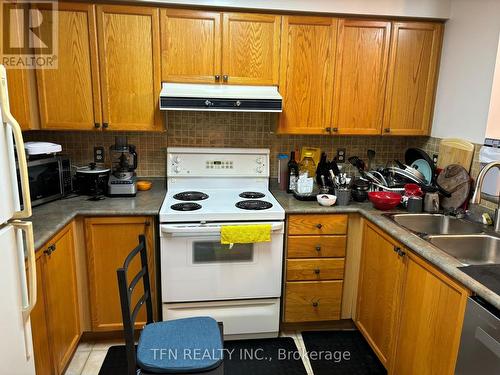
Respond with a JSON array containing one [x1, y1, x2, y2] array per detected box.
[[287, 259, 345, 281], [287, 235, 346, 258], [284, 281, 343, 322], [288, 214, 348, 235]]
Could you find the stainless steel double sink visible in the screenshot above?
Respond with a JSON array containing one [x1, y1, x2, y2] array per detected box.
[[387, 213, 500, 266]]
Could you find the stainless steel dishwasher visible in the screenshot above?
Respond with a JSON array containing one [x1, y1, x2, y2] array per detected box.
[[455, 297, 500, 374]]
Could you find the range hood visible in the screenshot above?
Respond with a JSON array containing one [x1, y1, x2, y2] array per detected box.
[[159, 83, 282, 112]]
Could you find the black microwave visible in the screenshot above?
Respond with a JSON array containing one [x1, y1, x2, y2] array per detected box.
[[20, 156, 73, 207]]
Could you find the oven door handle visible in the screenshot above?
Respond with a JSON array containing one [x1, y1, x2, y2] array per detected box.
[[160, 222, 284, 235]]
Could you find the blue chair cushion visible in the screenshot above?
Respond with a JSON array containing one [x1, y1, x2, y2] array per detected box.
[[137, 317, 223, 373]]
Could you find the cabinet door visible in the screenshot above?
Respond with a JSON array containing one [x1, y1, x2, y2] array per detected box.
[[161, 9, 221, 83], [29, 256, 54, 375], [222, 12, 281, 85], [333, 19, 391, 135], [383, 22, 443, 135], [97, 5, 161, 131], [42, 224, 80, 374], [6, 68, 34, 131], [391, 253, 469, 375], [277, 16, 337, 134], [85, 217, 155, 332], [35, 2, 101, 130], [356, 222, 404, 368]]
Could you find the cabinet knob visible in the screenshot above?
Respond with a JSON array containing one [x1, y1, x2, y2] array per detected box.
[[223, 75, 228, 83], [384, 128, 390, 133], [102, 122, 109, 129], [44, 244, 56, 256], [312, 301, 319, 308], [314, 268, 321, 275], [94, 123, 101, 129], [215, 75, 220, 82], [315, 245, 321, 252], [325, 127, 331, 133], [316, 223, 323, 229], [332, 127, 338, 132]]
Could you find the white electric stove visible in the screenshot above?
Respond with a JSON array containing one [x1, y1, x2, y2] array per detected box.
[[159, 147, 285, 339]]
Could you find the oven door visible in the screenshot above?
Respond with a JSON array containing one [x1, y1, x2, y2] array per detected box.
[[160, 221, 284, 302]]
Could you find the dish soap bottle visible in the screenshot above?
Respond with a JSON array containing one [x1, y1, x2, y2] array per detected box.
[[299, 152, 316, 178], [287, 151, 299, 193]]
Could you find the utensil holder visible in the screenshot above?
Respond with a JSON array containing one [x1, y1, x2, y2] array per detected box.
[[335, 188, 351, 206]]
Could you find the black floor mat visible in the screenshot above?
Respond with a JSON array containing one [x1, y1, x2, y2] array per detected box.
[[302, 330, 386, 375], [99, 337, 307, 375]]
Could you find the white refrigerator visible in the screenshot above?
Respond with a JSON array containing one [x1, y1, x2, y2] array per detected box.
[[0, 64, 37, 374]]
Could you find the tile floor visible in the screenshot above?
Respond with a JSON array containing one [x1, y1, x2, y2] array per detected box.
[[64, 331, 314, 375]]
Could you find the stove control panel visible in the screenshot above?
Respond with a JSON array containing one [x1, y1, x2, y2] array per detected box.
[[167, 148, 269, 177]]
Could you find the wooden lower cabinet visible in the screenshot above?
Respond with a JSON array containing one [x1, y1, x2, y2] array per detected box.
[[356, 221, 470, 374], [356, 222, 405, 367], [284, 214, 347, 323], [31, 222, 80, 375], [30, 256, 54, 375], [391, 252, 469, 375], [85, 216, 155, 331], [285, 281, 343, 322]]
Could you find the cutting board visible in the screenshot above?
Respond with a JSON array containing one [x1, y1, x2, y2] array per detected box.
[[437, 138, 475, 172]]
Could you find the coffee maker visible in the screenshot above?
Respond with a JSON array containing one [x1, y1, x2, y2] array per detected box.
[[108, 136, 138, 196]]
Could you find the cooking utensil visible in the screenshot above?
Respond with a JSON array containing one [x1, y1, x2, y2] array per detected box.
[[411, 159, 433, 184], [367, 149, 376, 170], [436, 164, 471, 210], [395, 159, 426, 181], [437, 138, 475, 172], [368, 191, 402, 210], [405, 148, 435, 181], [348, 156, 365, 173], [386, 166, 427, 185]]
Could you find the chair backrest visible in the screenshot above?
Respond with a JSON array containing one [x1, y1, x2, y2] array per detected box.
[[117, 234, 154, 375]]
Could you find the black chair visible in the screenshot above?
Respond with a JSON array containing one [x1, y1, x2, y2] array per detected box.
[[117, 235, 224, 375]]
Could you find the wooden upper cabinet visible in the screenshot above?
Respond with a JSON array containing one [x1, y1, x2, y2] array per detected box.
[[391, 253, 469, 375], [277, 16, 337, 134], [35, 2, 101, 130], [383, 22, 443, 136], [97, 5, 162, 131], [333, 19, 391, 135], [160, 9, 221, 83], [356, 222, 404, 368], [6, 68, 35, 130], [222, 13, 281, 85]]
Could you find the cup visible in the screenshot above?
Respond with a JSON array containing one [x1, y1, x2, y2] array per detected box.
[[407, 197, 423, 213]]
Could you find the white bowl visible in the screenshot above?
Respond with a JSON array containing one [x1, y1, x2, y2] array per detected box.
[[317, 194, 337, 206]]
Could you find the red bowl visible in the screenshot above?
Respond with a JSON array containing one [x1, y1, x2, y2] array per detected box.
[[368, 191, 402, 211]]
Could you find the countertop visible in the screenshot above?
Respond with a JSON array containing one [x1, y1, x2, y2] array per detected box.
[[31, 178, 166, 250], [30, 180, 500, 310], [271, 188, 500, 310]]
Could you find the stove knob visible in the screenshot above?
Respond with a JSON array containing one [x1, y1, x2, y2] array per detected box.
[[256, 157, 263, 164], [173, 156, 181, 164], [256, 166, 263, 173], [173, 166, 181, 173]]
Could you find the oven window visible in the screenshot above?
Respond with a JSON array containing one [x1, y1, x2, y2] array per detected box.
[[193, 241, 254, 263]]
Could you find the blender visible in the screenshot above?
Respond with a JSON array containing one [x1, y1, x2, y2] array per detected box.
[[107, 136, 138, 196]]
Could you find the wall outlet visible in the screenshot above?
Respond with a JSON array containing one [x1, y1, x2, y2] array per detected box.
[[337, 148, 346, 163], [433, 154, 438, 166], [94, 146, 105, 163]]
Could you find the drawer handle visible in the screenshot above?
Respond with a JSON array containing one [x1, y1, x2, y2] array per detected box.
[[316, 223, 323, 229], [314, 268, 321, 275], [312, 301, 319, 308], [315, 245, 321, 252]]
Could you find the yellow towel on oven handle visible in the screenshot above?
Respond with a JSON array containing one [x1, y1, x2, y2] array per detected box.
[[220, 224, 272, 245]]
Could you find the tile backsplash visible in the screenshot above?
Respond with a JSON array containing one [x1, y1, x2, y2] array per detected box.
[[26, 111, 432, 177], [25, 111, 495, 208]]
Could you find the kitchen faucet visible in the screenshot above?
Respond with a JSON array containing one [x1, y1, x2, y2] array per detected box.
[[471, 161, 500, 232]]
